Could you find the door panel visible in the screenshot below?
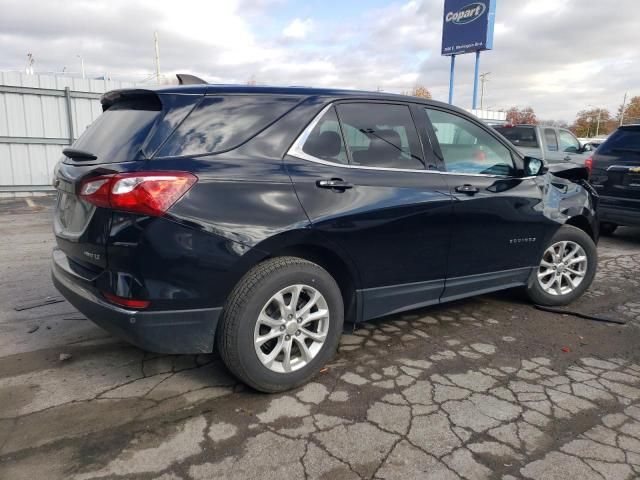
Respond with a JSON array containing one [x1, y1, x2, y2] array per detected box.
[[285, 155, 452, 318], [423, 107, 551, 299], [284, 101, 452, 321], [441, 174, 546, 279]]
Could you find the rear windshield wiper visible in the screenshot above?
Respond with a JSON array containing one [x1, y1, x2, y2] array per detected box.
[[62, 148, 97, 161], [612, 147, 640, 155]]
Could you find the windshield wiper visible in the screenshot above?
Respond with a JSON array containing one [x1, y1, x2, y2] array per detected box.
[[62, 148, 97, 161]]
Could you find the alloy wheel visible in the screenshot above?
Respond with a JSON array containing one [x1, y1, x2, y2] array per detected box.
[[253, 284, 330, 373], [537, 240, 588, 296]]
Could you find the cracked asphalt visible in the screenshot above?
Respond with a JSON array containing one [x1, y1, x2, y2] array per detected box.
[[2, 197, 640, 480]]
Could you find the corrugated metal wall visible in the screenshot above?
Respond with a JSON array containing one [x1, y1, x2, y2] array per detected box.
[[0, 72, 136, 196]]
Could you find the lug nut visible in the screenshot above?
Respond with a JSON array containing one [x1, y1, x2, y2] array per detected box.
[[288, 314, 293, 319], [285, 335, 290, 340], [295, 330, 300, 336], [297, 317, 302, 323], [280, 325, 285, 331]]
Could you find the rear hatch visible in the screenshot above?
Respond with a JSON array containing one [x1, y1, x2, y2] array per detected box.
[[592, 126, 640, 207], [493, 125, 542, 158], [53, 89, 200, 272]]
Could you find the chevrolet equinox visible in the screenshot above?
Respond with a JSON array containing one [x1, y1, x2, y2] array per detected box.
[[52, 82, 599, 392]]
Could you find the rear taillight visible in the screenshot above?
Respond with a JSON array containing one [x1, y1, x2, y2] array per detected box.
[[102, 292, 150, 309], [585, 156, 593, 176], [80, 172, 197, 216]]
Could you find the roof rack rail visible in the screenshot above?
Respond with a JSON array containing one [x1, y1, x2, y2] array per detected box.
[[176, 74, 208, 85]]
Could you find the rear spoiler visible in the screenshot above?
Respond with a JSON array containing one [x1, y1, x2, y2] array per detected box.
[[100, 74, 207, 110], [100, 89, 161, 110]]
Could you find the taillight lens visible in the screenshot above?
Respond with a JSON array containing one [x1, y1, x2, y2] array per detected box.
[[585, 156, 593, 177], [80, 172, 197, 216], [102, 292, 150, 309]]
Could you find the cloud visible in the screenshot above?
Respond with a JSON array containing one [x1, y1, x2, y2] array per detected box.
[[282, 18, 314, 40], [0, 0, 637, 121]]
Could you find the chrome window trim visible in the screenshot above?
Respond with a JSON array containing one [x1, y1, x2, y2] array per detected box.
[[287, 102, 524, 179]]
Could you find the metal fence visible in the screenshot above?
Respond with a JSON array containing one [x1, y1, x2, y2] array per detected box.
[[0, 72, 136, 196]]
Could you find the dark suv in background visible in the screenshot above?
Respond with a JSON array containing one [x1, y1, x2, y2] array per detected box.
[[52, 82, 598, 392], [587, 125, 640, 235]]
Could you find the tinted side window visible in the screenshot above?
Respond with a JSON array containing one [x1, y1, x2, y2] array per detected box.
[[599, 128, 640, 154], [336, 103, 425, 169], [158, 95, 300, 157], [558, 130, 580, 153], [301, 107, 348, 164], [426, 109, 516, 176], [544, 128, 559, 151]]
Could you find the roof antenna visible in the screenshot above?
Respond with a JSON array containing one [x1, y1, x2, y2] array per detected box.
[[176, 74, 208, 85]]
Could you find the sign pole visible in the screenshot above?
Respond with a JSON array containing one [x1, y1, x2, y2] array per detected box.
[[472, 50, 480, 110], [448, 54, 456, 104]]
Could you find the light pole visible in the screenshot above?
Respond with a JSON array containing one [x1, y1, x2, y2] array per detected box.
[[77, 55, 85, 79], [587, 104, 601, 137], [479, 72, 491, 110]]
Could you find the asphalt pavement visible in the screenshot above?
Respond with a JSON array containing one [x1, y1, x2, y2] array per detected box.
[[1, 196, 640, 480]]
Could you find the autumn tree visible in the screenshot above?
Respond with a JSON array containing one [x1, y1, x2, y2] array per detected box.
[[570, 108, 615, 137], [506, 106, 537, 125], [404, 85, 432, 99], [619, 96, 640, 125]]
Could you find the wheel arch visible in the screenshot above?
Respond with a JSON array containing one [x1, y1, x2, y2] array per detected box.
[[565, 215, 595, 240], [230, 230, 362, 323]]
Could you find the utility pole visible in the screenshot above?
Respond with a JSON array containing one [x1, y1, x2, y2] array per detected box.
[[620, 92, 628, 126], [595, 109, 601, 137], [77, 55, 85, 79], [154, 31, 161, 85], [25, 53, 34, 74], [479, 72, 490, 110]]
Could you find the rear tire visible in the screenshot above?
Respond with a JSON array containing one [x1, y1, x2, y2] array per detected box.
[[216, 256, 343, 393], [525, 225, 597, 306], [599, 222, 618, 236]]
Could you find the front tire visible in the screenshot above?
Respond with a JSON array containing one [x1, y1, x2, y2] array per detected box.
[[525, 225, 597, 306], [216, 256, 343, 393]]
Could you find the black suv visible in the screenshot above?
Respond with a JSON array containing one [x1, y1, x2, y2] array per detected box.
[[588, 125, 640, 235], [52, 83, 598, 392]]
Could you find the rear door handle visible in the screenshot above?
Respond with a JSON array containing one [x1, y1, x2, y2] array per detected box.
[[316, 178, 353, 191], [455, 184, 479, 195], [564, 156, 572, 161]]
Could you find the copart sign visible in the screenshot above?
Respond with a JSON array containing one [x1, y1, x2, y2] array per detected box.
[[441, 0, 495, 56]]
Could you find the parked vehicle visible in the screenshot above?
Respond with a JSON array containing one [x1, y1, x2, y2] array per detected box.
[[494, 124, 594, 165], [587, 125, 640, 235], [52, 82, 599, 392]]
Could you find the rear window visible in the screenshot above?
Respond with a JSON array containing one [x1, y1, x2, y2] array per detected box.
[[71, 97, 161, 164], [599, 128, 640, 155], [157, 95, 301, 157], [494, 126, 539, 148]]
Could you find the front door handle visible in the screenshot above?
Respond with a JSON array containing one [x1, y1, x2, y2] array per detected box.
[[564, 155, 572, 161], [316, 178, 353, 191], [455, 184, 479, 195]]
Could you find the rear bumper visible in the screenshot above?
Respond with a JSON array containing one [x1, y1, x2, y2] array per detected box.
[[52, 249, 222, 354]]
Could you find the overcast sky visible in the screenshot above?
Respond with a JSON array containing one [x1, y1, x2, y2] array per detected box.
[[0, 0, 637, 121]]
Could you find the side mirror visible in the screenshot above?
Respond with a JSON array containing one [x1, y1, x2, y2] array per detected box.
[[581, 144, 593, 153], [524, 156, 545, 176]]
